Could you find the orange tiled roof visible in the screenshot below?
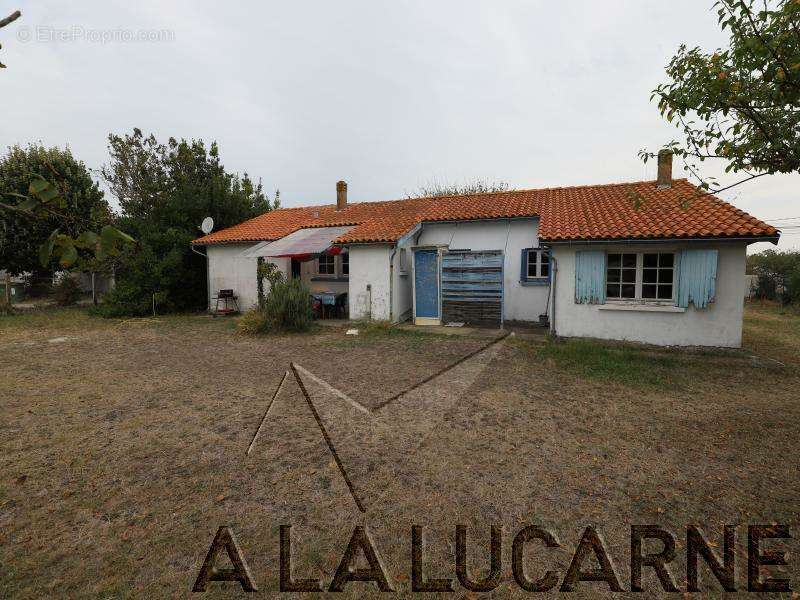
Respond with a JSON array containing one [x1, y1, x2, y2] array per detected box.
[[192, 179, 779, 246]]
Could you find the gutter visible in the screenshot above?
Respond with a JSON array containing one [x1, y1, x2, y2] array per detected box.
[[388, 244, 397, 323], [549, 256, 557, 336], [543, 235, 780, 246]]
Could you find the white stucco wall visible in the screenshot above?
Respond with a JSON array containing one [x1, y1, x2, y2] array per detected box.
[[206, 244, 260, 311], [348, 245, 393, 320], [551, 242, 747, 347], [415, 219, 548, 322], [392, 241, 414, 322]]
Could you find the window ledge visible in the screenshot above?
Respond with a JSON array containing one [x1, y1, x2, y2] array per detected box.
[[520, 279, 550, 286], [598, 303, 685, 313]]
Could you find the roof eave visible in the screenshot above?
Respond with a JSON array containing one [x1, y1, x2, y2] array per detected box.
[[191, 238, 275, 246], [541, 234, 780, 245]]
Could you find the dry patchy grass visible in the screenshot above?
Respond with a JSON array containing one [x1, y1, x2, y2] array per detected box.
[[1, 304, 798, 598]]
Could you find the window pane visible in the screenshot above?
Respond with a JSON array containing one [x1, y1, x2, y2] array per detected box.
[[643, 253, 658, 268], [606, 283, 619, 298], [540, 263, 549, 277], [621, 284, 635, 299], [607, 269, 620, 283], [528, 263, 537, 278], [319, 255, 335, 275], [658, 284, 673, 300], [621, 268, 636, 284], [658, 268, 673, 284], [527, 252, 536, 267], [342, 253, 349, 275], [541, 252, 550, 265], [607, 253, 621, 268], [642, 284, 657, 299], [622, 253, 637, 268], [659, 253, 674, 268], [643, 268, 657, 283]]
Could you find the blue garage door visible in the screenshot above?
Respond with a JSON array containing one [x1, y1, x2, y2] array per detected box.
[[414, 249, 440, 319], [441, 250, 503, 326]]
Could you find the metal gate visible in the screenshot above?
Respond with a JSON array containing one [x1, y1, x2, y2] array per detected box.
[[441, 250, 503, 326]]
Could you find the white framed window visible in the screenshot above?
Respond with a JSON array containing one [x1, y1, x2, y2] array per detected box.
[[641, 252, 674, 300], [606, 253, 637, 299], [606, 252, 675, 302], [341, 253, 349, 276], [526, 249, 550, 279], [318, 254, 335, 275]]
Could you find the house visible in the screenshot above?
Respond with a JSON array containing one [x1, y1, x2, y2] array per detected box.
[[192, 153, 779, 347]]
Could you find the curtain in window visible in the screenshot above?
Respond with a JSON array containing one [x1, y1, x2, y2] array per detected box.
[[575, 250, 606, 304], [676, 249, 718, 309]]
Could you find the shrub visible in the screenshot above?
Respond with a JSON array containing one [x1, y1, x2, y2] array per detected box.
[[91, 279, 156, 317], [267, 278, 313, 331], [238, 278, 313, 334], [53, 276, 83, 306], [237, 307, 271, 335], [749, 250, 800, 305]]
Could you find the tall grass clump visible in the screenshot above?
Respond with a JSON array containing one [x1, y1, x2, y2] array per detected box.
[[238, 278, 313, 334]]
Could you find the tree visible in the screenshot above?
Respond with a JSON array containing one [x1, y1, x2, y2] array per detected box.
[[748, 249, 800, 303], [0, 10, 21, 69], [644, 0, 800, 194], [408, 178, 511, 198], [0, 144, 112, 277], [97, 129, 278, 316]]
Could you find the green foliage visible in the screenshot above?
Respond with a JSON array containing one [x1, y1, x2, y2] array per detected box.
[[239, 278, 313, 334], [53, 276, 82, 306], [0, 144, 113, 275], [99, 129, 278, 316], [748, 248, 800, 303], [256, 258, 285, 308], [408, 179, 511, 198], [645, 0, 800, 191], [263, 278, 313, 332]]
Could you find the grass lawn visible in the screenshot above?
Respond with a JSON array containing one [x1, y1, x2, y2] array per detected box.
[[1, 302, 798, 597]]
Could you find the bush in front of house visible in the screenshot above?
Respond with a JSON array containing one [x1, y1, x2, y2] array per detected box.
[[236, 306, 271, 334], [53, 276, 83, 306], [238, 278, 313, 334]]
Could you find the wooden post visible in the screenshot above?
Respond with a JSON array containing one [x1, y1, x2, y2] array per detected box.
[[91, 272, 97, 305]]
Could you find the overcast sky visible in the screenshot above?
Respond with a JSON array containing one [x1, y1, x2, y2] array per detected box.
[[4, 1, 799, 251]]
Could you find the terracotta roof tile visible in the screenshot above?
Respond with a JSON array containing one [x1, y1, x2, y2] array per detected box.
[[192, 179, 779, 246]]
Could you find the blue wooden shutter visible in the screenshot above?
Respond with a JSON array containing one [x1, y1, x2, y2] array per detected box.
[[520, 248, 529, 281], [676, 249, 718, 308], [575, 250, 606, 304]]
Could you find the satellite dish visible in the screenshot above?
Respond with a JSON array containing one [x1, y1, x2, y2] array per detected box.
[[200, 217, 214, 234]]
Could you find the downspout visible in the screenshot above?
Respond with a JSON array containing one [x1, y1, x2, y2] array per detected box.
[[389, 244, 397, 323], [549, 256, 557, 336], [191, 244, 210, 312]]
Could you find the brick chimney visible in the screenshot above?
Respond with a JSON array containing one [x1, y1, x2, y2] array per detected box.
[[336, 180, 347, 210], [656, 150, 673, 189]]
